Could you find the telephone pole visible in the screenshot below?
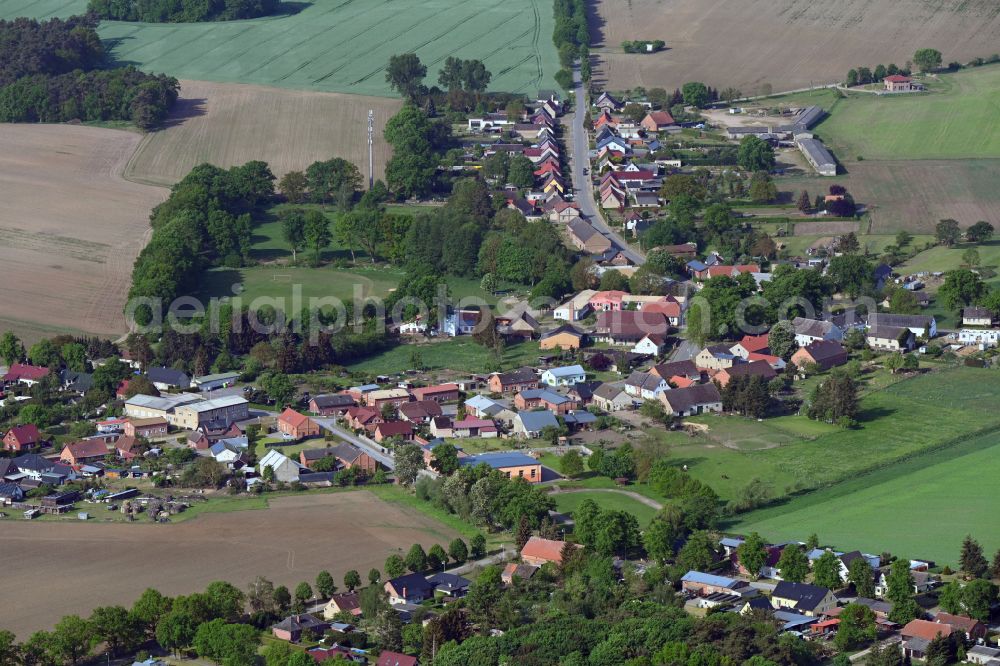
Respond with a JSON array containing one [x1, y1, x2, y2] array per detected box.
[[367, 109, 374, 189]]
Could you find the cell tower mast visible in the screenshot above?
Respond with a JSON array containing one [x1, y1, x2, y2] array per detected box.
[[367, 109, 374, 189]]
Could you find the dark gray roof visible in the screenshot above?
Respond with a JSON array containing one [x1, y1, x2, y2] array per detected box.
[[427, 572, 470, 592], [868, 313, 934, 330], [12, 453, 71, 476], [792, 317, 838, 338], [272, 614, 326, 632], [386, 573, 433, 595], [772, 581, 831, 610], [146, 367, 190, 387], [311, 394, 356, 408], [496, 368, 537, 384], [797, 137, 836, 169], [662, 383, 722, 413]]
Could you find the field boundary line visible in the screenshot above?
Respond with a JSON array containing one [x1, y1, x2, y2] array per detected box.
[[121, 131, 172, 189]]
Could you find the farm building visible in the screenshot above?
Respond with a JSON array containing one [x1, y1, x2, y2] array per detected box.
[[521, 536, 580, 566], [277, 408, 321, 440], [191, 372, 240, 391], [659, 383, 722, 417], [539, 324, 585, 350], [173, 395, 249, 430], [795, 136, 837, 176], [461, 451, 542, 481]]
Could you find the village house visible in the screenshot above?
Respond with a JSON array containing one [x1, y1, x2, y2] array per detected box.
[[641, 110, 676, 133], [397, 400, 443, 424], [884, 74, 920, 92], [3, 424, 44, 452], [258, 449, 302, 483], [271, 614, 329, 643], [277, 408, 321, 440], [632, 333, 667, 356], [567, 219, 613, 255], [730, 334, 770, 359], [385, 573, 434, 605], [867, 313, 936, 338], [957, 328, 1000, 348], [344, 406, 383, 431], [866, 325, 915, 351], [172, 395, 249, 430], [300, 443, 378, 475], [462, 450, 543, 481], [592, 383, 634, 411], [373, 421, 413, 443], [60, 440, 109, 466], [376, 652, 418, 666], [539, 325, 585, 351], [681, 571, 754, 597], [624, 371, 670, 401], [650, 359, 703, 383], [511, 411, 560, 440], [124, 417, 169, 439], [521, 536, 580, 566], [594, 310, 669, 345], [770, 581, 837, 617], [191, 372, 240, 392], [934, 612, 987, 641], [553, 290, 596, 321], [488, 368, 539, 394], [962, 306, 995, 327], [2, 363, 50, 387], [515, 388, 577, 414], [792, 317, 844, 347], [901, 619, 952, 660], [146, 367, 191, 391], [695, 344, 741, 371], [790, 340, 848, 371], [502, 563, 538, 586], [309, 394, 357, 416], [427, 572, 471, 598], [659, 383, 723, 417], [411, 383, 460, 403], [322, 592, 361, 620], [714, 360, 777, 387], [365, 388, 412, 410], [540, 364, 587, 386]]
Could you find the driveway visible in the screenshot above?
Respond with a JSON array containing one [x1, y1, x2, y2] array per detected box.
[[569, 63, 645, 266]]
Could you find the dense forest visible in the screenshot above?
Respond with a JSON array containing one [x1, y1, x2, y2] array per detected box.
[[0, 17, 178, 127], [87, 0, 280, 22]]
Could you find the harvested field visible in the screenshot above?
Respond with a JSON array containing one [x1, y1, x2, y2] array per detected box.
[[126, 80, 401, 185], [0, 491, 459, 638], [780, 160, 1000, 233], [6, 0, 559, 97], [591, 0, 1000, 94], [0, 125, 167, 342]]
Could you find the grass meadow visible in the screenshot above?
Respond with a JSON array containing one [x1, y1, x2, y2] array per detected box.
[[552, 491, 659, 527], [5, 0, 560, 97]]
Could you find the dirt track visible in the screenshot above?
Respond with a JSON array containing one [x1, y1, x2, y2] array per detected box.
[[0, 491, 458, 638]]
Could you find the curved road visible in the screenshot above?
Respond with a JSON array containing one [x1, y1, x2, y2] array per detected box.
[[569, 64, 646, 265], [549, 486, 663, 510]]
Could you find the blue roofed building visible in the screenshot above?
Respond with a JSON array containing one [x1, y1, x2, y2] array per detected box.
[[512, 410, 560, 438]]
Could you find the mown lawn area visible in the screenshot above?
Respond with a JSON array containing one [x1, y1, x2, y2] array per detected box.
[[898, 240, 1000, 288], [346, 338, 542, 375], [732, 429, 1000, 566], [651, 366, 1000, 502], [552, 490, 659, 527]]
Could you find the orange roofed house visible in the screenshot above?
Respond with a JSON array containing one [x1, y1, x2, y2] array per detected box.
[[277, 408, 320, 440], [60, 439, 109, 466], [520, 536, 582, 566], [411, 383, 460, 404]]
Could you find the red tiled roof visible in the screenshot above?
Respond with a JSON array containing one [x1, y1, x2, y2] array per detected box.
[[521, 536, 575, 564], [5, 424, 42, 446], [62, 439, 109, 460], [3, 364, 49, 382], [885, 74, 912, 83], [902, 619, 953, 641], [411, 383, 458, 400], [278, 408, 312, 429], [646, 110, 675, 125], [737, 334, 770, 353], [935, 613, 982, 634]]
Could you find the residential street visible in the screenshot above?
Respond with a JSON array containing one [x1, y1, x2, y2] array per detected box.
[[569, 63, 645, 265]]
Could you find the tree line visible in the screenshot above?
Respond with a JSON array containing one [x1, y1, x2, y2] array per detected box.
[[553, 0, 590, 85], [87, 0, 280, 22], [0, 17, 178, 129]]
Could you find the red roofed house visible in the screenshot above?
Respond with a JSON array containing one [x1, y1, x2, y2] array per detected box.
[[373, 421, 413, 443], [884, 74, 914, 92], [714, 360, 778, 388], [2, 364, 50, 386], [731, 334, 770, 359], [641, 297, 682, 326], [589, 290, 628, 312], [3, 424, 45, 452], [641, 110, 676, 133], [791, 340, 849, 372], [376, 652, 418, 666], [60, 439, 109, 466], [934, 612, 987, 640], [521, 536, 581, 566], [277, 408, 321, 440], [344, 406, 383, 430], [693, 264, 761, 280], [902, 619, 953, 641], [410, 383, 460, 404]]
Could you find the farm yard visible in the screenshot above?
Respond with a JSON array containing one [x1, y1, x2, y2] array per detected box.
[[3, 0, 560, 97], [0, 491, 459, 639], [125, 80, 401, 185], [733, 430, 1000, 566], [590, 0, 1000, 94], [0, 125, 167, 342]]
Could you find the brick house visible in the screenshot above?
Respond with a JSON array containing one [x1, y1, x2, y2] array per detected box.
[[300, 443, 378, 475], [3, 424, 44, 452], [373, 421, 413, 443], [790, 340, 848, 371], [308, 394, 356, 416], [714, 360, 777, 388], [521, 536, 581, 566], [488, 368, 538, 394], [277, 408, 321, 440], [60, 440, 109, 466], [124, 417, 169, 438], [410, 383, 460, 403]]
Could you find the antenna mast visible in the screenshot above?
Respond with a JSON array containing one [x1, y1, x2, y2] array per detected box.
[[367, 109, 374, 188]]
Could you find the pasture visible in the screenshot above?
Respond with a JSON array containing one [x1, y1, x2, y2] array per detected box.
[[125, 80, 401, 185], [812, 67, 1000, 161], [590, 0, 1000, 94], [0, 125, 167, 342], [4, 0, 559, 97], [0, 491, 458, 638], [779, 160, 1000, 233], [659, 366, 1000, 501], [898, 240, 1000, 287], [733, 430, 1000, 566]]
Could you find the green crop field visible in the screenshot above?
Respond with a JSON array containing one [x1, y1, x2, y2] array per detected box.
[[5, 0, 560, 97], [812, 67, 1000, 161], [732, 430, 1000, 566]]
